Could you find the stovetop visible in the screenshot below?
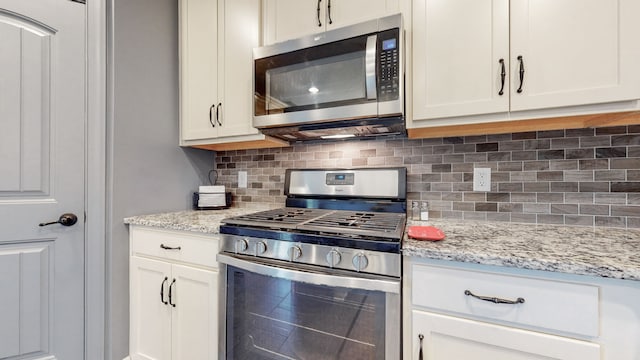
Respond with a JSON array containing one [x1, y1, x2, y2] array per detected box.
[[222, 207, 406, 241], [219, 168, 406, 276]]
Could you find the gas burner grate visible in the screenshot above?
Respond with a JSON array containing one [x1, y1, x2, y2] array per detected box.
[[222, 208, 329, 229], [299, 211, 406, 240], [223, 207, 406, 241]]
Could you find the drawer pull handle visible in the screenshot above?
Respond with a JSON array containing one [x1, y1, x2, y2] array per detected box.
[[464, 289, 525, 304], [418, 334, 424, 360], [160, 244, 181, 250]]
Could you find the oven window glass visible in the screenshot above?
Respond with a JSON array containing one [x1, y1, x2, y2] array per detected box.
[[226, 265, 388, 360], [255, 35, 372, 116]]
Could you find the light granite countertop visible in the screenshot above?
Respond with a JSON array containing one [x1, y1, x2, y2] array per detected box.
[[125, 209, 640, 281], [124, 208, 260, 234], [404, 219, 640, 281]]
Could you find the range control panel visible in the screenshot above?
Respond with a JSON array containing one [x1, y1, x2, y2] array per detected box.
[[326, 172, 355, 186]]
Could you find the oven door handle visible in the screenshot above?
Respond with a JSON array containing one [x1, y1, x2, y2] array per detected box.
[[217, 253, 400, 294]]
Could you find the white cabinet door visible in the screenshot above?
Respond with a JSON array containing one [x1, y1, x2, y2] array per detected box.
[[180, 0, 219, 141], [217, 0, 261, 138], [263, 0, 323, 44], [264, 0, 402, 44], [412, 310, 600, 360], [326, 0, 401, 31], [412, 0, 509, 120], [130, 257, 172, 360], [171, 264, 219, 360], [509, 0, 640, 111]]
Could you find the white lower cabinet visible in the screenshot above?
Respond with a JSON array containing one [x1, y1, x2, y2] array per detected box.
[[404, 258, 640, 360], [412, 310, 599, 360], [129, 226, 219, 360]]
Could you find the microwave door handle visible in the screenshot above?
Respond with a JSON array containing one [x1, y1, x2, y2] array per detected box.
[[365, 34, 377, 100]]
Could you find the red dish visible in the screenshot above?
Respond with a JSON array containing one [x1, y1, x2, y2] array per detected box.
[[408, 226, 446, 241]]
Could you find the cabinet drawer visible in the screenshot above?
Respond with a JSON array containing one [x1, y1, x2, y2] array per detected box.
[[411, 263, 599, 337], [130, 226, 219, 269]]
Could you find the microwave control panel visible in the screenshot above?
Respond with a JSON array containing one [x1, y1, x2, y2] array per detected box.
[[378, 28, 400, 101]]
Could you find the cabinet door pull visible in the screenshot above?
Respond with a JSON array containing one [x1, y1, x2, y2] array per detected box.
[[516, 55, 525, 93], [208, 104, 216, 128], [498, 58, 506, 96], [316, 0, 322, 27], [465, 289, 525, 304], [215, 102, 222, 126], [160, 277, 169, 305], [168, 278, 177, 307], [418, 334, 424, 360], [327, 0, 333, 25], [160, 244, 181, 250]]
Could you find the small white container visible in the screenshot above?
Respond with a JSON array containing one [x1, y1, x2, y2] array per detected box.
[[420, 202, 429, 221]]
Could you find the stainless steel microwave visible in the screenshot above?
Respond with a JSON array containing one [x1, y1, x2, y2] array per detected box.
[[253, 14, 404, 142]]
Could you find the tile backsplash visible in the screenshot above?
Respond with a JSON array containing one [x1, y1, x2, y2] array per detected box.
[[215, 125, 640, 228]]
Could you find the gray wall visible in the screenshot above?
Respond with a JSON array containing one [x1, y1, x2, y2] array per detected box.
[[107, 1, 214, 359]]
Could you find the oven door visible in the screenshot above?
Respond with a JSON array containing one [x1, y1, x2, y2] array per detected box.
[[217, 253, 401, 360]]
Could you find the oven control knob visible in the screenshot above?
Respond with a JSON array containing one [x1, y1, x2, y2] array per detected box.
[[234, 238, 249, 253], [255, 241, 267, 256], [326, 249, 342, 268], [352, 253, 369, 272], [288, 245, 302, 262]]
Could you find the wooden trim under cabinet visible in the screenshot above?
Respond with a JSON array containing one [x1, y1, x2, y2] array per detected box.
[[408, 111, 640, 139], [189, 136, 288, 151]]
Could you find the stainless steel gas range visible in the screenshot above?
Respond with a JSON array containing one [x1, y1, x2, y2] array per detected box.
[[217, 167, 407, 360]]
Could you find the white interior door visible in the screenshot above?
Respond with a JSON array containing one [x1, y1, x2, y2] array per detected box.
[[0, 1, 86, 359]]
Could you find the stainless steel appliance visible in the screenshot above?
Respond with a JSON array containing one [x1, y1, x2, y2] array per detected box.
[[217, 167, 407, 359], [253, 14, 404, 142]]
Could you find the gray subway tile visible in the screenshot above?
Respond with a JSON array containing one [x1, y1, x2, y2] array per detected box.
[[537, 214, 565, 224], [550, 182, 579, 192], [611, 158, 640, 169], [611, 182, 640, 192], [512, 151, 537, 160], [551, 204, 579, 214], [595, 216, 626, 227], [523, 182, 549, 192], [580, 204, 610, 215], [611, 205, 640, 217], [596, 147, 627, 158], [566, 148, 595, 159], [596, 126, 627, 135], [565, 215, 594, 226], [612, 134, 640, 146]]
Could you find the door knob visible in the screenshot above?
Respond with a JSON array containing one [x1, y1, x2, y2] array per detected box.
[[39, 213, 78, 227]]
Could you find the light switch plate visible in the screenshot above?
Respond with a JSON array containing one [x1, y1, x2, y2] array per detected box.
[[473, 168, 491, 192], [238, 171, 247, 188]]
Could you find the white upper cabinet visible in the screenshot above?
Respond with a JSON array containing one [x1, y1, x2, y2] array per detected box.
[[412, 0, 509, 120], [263, 0, 402, 45], [180, 0, 284, 149], [411, 0, 640, 123], [509, 0, 640, 111], [180, 0, 219, 140]]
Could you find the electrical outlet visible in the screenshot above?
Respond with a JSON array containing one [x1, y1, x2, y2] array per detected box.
[[238, 171, 247, 188], [473, 168, 491, 192]]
